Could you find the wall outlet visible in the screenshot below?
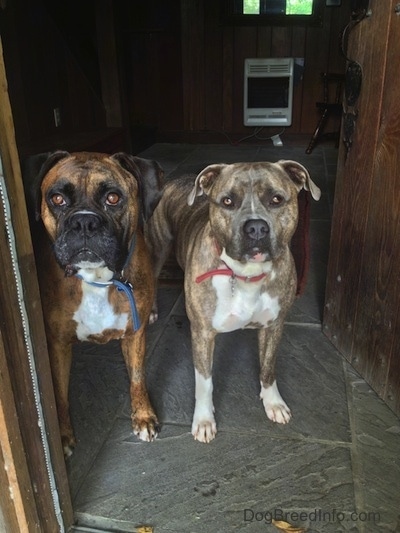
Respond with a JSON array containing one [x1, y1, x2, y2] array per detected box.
[[53, 107, 61, 127]]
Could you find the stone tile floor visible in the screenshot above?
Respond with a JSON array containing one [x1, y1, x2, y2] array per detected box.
[[69, 141, 400, 533]]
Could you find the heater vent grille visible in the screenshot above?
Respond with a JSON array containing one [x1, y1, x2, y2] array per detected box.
[[244, 58, 294, 127]]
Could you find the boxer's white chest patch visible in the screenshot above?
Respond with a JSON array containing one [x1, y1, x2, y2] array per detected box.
[[211, 277, 280, 332], [73, 283, 128, 341]]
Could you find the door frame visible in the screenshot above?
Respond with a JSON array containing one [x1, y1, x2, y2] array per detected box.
[[0, 37, 73, 532]]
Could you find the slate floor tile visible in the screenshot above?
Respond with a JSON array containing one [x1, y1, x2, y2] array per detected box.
[[73, 427, 355, 533]]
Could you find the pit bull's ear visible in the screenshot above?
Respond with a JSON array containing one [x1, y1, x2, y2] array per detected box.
[[277, 160, 321, 201], [31, 151, 70, 221], [188, 164, 226, 206], [111, 153, 164, 221]]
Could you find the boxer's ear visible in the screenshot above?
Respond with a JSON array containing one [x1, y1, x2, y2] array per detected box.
[[277, 160, 321, 201], [32, 151, 70, 221], [111, 153, 164, 221], [188, 164, 226, 206]]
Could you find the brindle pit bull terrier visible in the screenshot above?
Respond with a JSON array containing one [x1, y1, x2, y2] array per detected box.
[[30, 151, 163, 456], [145, 160, 320, 443]]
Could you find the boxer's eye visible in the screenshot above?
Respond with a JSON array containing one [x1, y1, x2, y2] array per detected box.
[[51, 193, 66, 207], [106, 192, 120, 206], [270, 194, 284, 206]]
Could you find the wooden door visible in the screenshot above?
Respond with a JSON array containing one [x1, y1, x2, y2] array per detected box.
[[324, 0, 400, 415]]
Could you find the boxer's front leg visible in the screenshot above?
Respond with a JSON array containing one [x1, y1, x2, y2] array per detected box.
[[190, 327, 217, 443], [258, 325, 291, 424], [47, 337, 76, 457], [121, 329, 159, 441]]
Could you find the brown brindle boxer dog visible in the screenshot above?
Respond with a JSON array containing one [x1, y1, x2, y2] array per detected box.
[[31, 151, 163, 456], [145, 160, 320, 443]]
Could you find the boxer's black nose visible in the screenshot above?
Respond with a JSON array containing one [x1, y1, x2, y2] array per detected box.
[[243, 219, 269, 240], [70, 212, 102, 236]]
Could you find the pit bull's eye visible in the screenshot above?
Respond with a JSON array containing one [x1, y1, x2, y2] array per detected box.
[[271, 195, 284, 206], [106, 192, 120, 206], [221, 196, 234, 208], [51, 194, 66, 207]]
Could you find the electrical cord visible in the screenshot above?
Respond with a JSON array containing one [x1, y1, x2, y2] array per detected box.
[[211, 127, 286, 146]]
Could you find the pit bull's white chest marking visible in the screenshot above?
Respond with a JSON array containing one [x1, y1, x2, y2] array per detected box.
[[73, 282, 128, 341], [211, 276, 280, 332]]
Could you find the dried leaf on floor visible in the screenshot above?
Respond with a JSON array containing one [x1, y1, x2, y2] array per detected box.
[[135, 527, 154, 533], [272, 519, 307, 532]]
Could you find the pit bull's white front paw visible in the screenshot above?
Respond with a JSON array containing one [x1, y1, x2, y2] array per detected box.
[[192, 369, 216, 442], [260, 380, 291, 424], [191, 416, 217, 443]]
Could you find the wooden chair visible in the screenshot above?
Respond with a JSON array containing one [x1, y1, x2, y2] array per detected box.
[[306, 72, 344, 154]]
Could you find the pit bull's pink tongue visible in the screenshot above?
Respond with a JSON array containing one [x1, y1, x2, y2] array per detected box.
[[252, 252, 265, 262]]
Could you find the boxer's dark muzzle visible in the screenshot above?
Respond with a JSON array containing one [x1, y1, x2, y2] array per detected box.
[[53, 210, 127, 274]]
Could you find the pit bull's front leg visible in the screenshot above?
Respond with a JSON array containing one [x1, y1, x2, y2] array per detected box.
[[190, 327, 217, 443], [258, 324, 291, 424]]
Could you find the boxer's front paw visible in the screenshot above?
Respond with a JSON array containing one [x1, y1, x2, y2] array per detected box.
[[61, 433, 76, 459], [148, 301, 159, 324], [132, 413, 159, 442], [148, 311, 158, 325], [191, 416, 217, 443], [260, 380, 291, 424]]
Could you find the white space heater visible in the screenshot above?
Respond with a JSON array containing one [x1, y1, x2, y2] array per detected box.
[[244, 58, 294, 127]]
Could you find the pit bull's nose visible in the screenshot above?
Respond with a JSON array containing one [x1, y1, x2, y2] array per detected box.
[[243, 219, 269, 240], [70, 212, 102, 235]]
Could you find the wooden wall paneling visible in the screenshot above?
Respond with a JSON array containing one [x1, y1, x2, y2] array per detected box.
[[232, 26, 258, 133], [119, 1, 183, 136], [323, 4, 398, 411], [322, 4, 350, 137], [2, 0, 110, 155], [95, 0, 123, 128], [270, 27, 293, 131], [144, 32, 162, 128], [256, 26, 272, 57], [222, 26, 234, 132], [181, 1, 205, 131], [174, 2, 352, 137], [326, 3, 350, 73], [22, 8, 61, 138], [204, 2, 224, 133], [301, 8, 333, 133], [157, 32, 185, 132], [270, 26, 292, 57], [0, 3, 30, 148], [125, 33, 151, 126], [65, 58, 106, 132]]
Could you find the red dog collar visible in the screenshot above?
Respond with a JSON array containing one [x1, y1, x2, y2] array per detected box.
[[195, 267, 267, 284]]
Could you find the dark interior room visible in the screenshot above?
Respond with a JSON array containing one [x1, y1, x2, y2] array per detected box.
[[0, 1, 399, 532]]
